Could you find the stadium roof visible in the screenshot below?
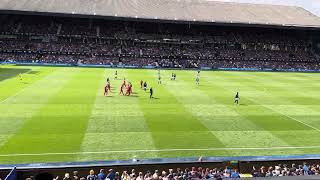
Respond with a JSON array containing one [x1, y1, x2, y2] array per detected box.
[[1, 0, 320, 28]]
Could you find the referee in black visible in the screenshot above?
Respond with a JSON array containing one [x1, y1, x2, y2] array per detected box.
[[234, 92, 239, 105], [150, 87, 153, 99]]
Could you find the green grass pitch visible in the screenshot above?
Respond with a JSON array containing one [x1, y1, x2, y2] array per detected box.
[[0, 65, 320, 164]]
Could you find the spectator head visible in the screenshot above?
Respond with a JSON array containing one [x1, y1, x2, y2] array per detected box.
[[115, 171, 120, 179], [64, 173, 70, 179], [89, 170, 94, 175], [73, 171, 79, 176], [100, 169, 104, 173]]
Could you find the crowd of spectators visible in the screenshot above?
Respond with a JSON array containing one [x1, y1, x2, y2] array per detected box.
[[22, 167, 244, 180], [20, 162, 320, 180], [251, 162, 320, 177], [0, 14, 319, 71]]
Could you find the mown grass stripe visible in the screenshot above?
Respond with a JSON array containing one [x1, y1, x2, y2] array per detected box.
[[0, 68, 102, 164], [0, 67, 75, 149], [169, 70, 299, 156], [203, 71, 318, 155], [126, 69, 228, 158], [78, 69, 159, 161], [227, 72, 320, 129], [0, 66, 55, 102]]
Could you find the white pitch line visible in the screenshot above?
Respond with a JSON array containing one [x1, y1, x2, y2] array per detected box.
[[211, 74, 320, 133], [248, 97, 320, 133], [0, 88, 25, 104], [262, 104, 320, 133], [1, 146, 320, 157]]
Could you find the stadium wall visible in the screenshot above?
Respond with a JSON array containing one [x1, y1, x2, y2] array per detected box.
[[1, 155, 320, 180]]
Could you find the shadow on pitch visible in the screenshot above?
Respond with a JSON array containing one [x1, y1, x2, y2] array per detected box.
[[128, 95, 139, 97], [0, 68, 37, 82]]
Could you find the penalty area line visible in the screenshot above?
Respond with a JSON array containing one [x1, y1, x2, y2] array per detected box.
[[1, 146, 320, 157]]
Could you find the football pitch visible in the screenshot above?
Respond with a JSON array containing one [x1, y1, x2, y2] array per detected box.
[[1, 65, 320, 164]]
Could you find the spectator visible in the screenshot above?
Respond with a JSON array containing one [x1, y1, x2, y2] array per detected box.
[[136, 172, 143, 180], [107, 169, 115, 180], [73, 171, 79, 180], [87, 170, 97, 180], [231, 169, 240, 178], [97, 169, 106, 180], [121, 171, 130, 180], [303, 162, 309, 175], [115, 172, 120, 180], [63, 173, 71, 180]]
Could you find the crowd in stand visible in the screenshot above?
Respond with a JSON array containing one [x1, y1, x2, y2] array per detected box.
[[19, 162, 320, 180], [251, 162, 320, 177], [0, 14, 319, 70]]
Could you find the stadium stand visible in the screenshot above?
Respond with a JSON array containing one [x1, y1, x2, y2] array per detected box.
[[0, 14, 319, 71]]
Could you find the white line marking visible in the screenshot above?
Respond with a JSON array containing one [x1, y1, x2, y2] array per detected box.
[[247, 97, 320, 133], [263, 104, 320, 133], [0, 89, 25, 104], [1, 146, 320, 157], [209, 74, 320, 133]]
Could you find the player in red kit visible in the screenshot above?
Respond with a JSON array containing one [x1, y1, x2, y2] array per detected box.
[[126, 82, 132, 96], [104, 82, 111, 96], [119, 78, 127, 95]]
